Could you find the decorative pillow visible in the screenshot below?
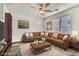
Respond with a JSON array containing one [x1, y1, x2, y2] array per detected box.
[[63, 35, 68, 40], [29, 33, 33, 37], [53, 33, 58, 38], [45, 33, 48, 36], [41, 32, 44, 35], [25, 33, 29, 38]]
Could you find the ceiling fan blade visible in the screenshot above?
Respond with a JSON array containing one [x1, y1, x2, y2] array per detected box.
[[30, 6, 37, 9], [40, 4, 43, 7], [54, 9, 59, 11], [44, 10, 53, 12]]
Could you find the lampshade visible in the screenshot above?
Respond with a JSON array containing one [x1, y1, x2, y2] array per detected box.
[[71, 31, 79, 37]]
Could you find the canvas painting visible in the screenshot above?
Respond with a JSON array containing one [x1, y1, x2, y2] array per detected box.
[[18, 20, 29, 29]]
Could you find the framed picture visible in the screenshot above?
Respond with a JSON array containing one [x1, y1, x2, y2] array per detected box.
[[47, 21, 52, 30], [18, 20, 29, 29]]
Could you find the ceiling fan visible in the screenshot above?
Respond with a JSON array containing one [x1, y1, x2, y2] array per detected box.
[[30, 3, 59, 15]]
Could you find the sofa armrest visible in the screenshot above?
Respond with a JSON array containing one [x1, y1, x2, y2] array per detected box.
[[63, 37, 73, 50]]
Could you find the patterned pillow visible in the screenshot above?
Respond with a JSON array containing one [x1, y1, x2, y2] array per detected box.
[[53, 33, 58, 38]]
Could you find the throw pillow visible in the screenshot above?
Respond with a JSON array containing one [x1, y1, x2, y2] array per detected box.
[[29, 33, 33, 37], [25, 33, 29, 38], [53, 33, 58, 38], [45, 33, 48, 36], [41, 32, 44, 35], [63, 35, 68, 40]]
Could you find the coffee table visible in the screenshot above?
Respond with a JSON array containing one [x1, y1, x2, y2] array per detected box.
[[30, 40, 52, 55]]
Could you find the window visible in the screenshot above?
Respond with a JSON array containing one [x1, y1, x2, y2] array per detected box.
[[61, 15, 71, 34], [52, 15, 71, 34], [52, 17, 60, 32]]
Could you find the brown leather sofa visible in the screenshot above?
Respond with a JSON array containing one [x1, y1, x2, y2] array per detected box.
[[21, 32, 45, 43], [21, 33, 34, 43], [21, 32, 73, 50], [46, 33, 73, 50]]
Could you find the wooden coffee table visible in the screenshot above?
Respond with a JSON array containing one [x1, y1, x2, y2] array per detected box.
[[30, 41, 51, 55]]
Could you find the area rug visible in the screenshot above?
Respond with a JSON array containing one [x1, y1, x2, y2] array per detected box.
[[6, 43, 79, 56], [20, 43, 79, 56], [7, 44, 21, 56]]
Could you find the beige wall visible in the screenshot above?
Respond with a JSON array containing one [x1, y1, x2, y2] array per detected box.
[[44, 5, 79, 33]]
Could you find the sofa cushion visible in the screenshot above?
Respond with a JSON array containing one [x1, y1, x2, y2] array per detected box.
[[48, 32, 53, 37], [53, 33, 58, 38], [57, 33, 65, 40], [56, 39, 64, 44]]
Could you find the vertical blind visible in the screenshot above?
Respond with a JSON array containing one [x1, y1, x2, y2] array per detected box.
[[52, 15, 71, 34]]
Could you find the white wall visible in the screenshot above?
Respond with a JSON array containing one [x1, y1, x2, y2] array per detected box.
[[44, 5, 79, 33], [12, 14, 44, 42], [0, 4, 3, 22], [4, 4, 44, 42]]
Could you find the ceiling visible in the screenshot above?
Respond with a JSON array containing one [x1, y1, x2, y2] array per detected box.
[[5, 3, 79, 18]]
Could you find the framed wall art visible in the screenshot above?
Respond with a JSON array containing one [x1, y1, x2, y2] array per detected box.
[[18, 20, 29, 29], [47, 21, 52, 30]]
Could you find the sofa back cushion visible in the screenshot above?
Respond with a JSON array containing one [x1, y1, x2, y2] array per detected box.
[[53, 33, 58, 38], [48, 32, 53, 37], [33, 32, 41, 36], [57, 33, 65, 40]]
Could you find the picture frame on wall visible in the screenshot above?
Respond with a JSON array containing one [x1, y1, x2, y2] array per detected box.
[[47, 21, 52, 30], [18, 20, 29, 29]]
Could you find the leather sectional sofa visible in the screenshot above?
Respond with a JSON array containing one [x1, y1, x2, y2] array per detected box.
[[21, 32, 73, 50], [21, 32, 45, 43], [46, 33, 73, 50]]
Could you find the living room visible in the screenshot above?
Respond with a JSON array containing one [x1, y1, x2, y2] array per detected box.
[[0, 3, 79, 56]]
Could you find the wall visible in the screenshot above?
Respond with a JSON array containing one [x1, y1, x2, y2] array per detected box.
[[44, 5, 79, 33], [0, 4, 4, 41], [0, 4, 3, 22], [4, 5, 44, 42], [12, 14, 44, 42]]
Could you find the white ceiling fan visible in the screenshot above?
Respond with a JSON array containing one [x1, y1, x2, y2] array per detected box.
[[30, 3, 59, 15]]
